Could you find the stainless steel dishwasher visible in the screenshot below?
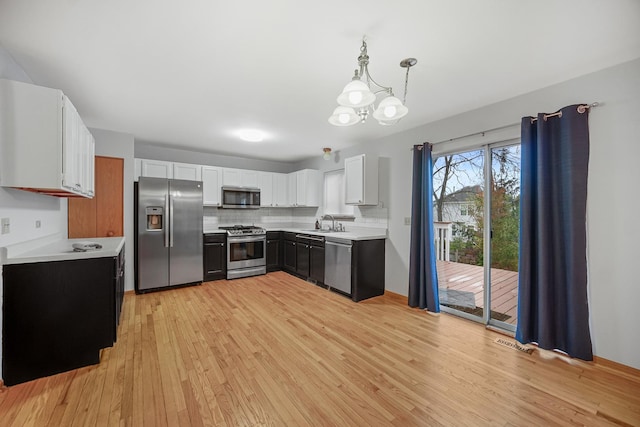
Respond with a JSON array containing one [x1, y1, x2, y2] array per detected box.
[[324, 240, 352, 295]]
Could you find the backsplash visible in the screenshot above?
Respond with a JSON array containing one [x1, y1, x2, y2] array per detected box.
[[203, 205, 388, 230]]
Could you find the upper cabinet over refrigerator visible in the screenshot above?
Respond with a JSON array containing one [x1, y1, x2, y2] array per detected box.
[[0, 79, 95, 198]]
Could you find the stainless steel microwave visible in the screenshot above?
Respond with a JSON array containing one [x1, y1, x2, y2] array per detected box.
[[221, 186, 261, 209]]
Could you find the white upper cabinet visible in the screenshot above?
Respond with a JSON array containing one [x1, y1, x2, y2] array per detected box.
[[241, 170, 259, 187], [222, 168, 259, 187], [222, 168, 241, 186], [173, 162, 202, 181], [287, 172, 297, 206], [258, 172, 273, 206], [202, 166, 222, 206], [0, 79, 95, 198], [289, 169, 319, 207], [273, 173, 288, 207], [140, 159, 173, 179], [345, 154, 378, 205]]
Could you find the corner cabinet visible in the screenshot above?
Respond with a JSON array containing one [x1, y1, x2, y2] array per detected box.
[[0, 79, 95, 198], [345, 154, 378, 205]]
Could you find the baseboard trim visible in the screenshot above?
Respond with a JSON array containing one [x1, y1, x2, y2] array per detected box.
[[384, 291, 639, 375], [594, 356, 640, 377], [384, 290, 408, 304]]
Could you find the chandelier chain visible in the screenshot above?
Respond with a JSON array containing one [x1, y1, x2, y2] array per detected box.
[[403, 65, 410, 105]]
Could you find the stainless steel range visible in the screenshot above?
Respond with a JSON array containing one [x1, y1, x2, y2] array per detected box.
[[219, 225, 266, 279]]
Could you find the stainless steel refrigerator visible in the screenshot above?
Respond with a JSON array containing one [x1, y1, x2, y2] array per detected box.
[[136, 177, 203, 292]]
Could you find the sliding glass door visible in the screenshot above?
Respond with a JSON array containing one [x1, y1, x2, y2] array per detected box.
[[433, 142, 521, 332], [487, 144, 520, 329], [433, 149, 485, 322]]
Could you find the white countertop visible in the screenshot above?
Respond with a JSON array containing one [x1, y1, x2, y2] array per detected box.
[[204, 226, 387, 241], [2, 236, 125, 265], [275, 228, 387, 241]]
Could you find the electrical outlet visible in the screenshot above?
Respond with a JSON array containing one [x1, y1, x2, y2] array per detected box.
[[1, 217, 10, 234], [404, 217, 411, 226], [36, 220, 42, 228]]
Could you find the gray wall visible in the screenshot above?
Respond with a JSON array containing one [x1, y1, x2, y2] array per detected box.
[[297, 58, 640, 370], [135, 142, 294, 173]]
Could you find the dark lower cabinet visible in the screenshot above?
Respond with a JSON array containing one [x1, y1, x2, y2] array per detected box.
[[114, 247, 126, 340], [203, 233, 226, 281], [283, 232, 297, 273], [309, 241, 325, 284], [351, 239, 385, 302], [266, 231, 282, 272], [295, 234, 324, 284], [295, 237, 310, 277], [2, 248, 125, 386]]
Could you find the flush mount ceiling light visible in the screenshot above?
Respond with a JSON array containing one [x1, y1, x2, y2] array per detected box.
[[322, 147, 332, 160], [238, 129, 265, 142], [328, 39, 416, 127]]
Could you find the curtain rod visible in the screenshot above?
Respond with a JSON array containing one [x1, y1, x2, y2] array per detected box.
[[415, 102, 600, 148]]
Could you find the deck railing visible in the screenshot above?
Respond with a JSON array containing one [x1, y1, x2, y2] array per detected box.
[[434, 222, 452, 261]]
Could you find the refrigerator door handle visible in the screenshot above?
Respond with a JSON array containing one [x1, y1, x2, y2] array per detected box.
[[164, 194, 170, 248], [169, 193, 175, 247]]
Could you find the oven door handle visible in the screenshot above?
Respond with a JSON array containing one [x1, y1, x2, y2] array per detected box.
[[227, 235, 266, 244]]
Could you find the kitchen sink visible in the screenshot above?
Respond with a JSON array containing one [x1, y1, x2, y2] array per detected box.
[[301, 229, 340, 233]]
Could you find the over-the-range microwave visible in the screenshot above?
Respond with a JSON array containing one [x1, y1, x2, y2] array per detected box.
[[221, 186, 261, 209]]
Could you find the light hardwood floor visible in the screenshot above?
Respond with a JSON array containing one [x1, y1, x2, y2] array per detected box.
[[1, 271, 639, 426]]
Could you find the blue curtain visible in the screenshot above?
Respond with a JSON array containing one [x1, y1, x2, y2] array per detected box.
[[408, 143, 440, 312], [516, 104, 593, 360]]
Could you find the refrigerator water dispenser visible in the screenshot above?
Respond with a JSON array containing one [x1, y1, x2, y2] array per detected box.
[[146, 207, 163, 231]]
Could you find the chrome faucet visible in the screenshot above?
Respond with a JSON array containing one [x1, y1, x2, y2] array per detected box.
[[322, 214, 335, 231]]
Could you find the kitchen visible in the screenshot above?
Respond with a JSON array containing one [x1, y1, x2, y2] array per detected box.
[[1, 1, 640, 424]]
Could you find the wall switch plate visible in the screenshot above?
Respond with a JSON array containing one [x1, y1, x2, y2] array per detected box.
[[36, 220, 42, 228], [404, 217, 411, 225], [1, 217, 10, 234]]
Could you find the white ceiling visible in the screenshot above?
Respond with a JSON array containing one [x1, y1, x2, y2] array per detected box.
[[1, 0, 639, 162]]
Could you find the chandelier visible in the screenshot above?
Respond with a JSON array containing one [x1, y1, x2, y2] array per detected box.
[[328, 39, 417, 126]]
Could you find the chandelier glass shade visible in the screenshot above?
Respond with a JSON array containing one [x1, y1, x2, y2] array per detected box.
[[329, 39, 416, 127], [328, 106, 360, 126], [337, 79, 376, 108]]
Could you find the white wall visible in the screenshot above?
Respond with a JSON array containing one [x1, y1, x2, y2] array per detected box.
[[91, 128, 135, 292], [297, 58, 640, 370]]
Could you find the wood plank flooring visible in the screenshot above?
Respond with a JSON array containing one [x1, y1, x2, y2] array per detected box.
[[1, 271, 639, 426]]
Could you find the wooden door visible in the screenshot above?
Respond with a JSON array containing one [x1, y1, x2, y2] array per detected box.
[[69, 156, 123, 238]]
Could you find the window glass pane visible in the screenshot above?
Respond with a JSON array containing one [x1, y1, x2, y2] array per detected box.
[[433, 149, 484, 320]]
